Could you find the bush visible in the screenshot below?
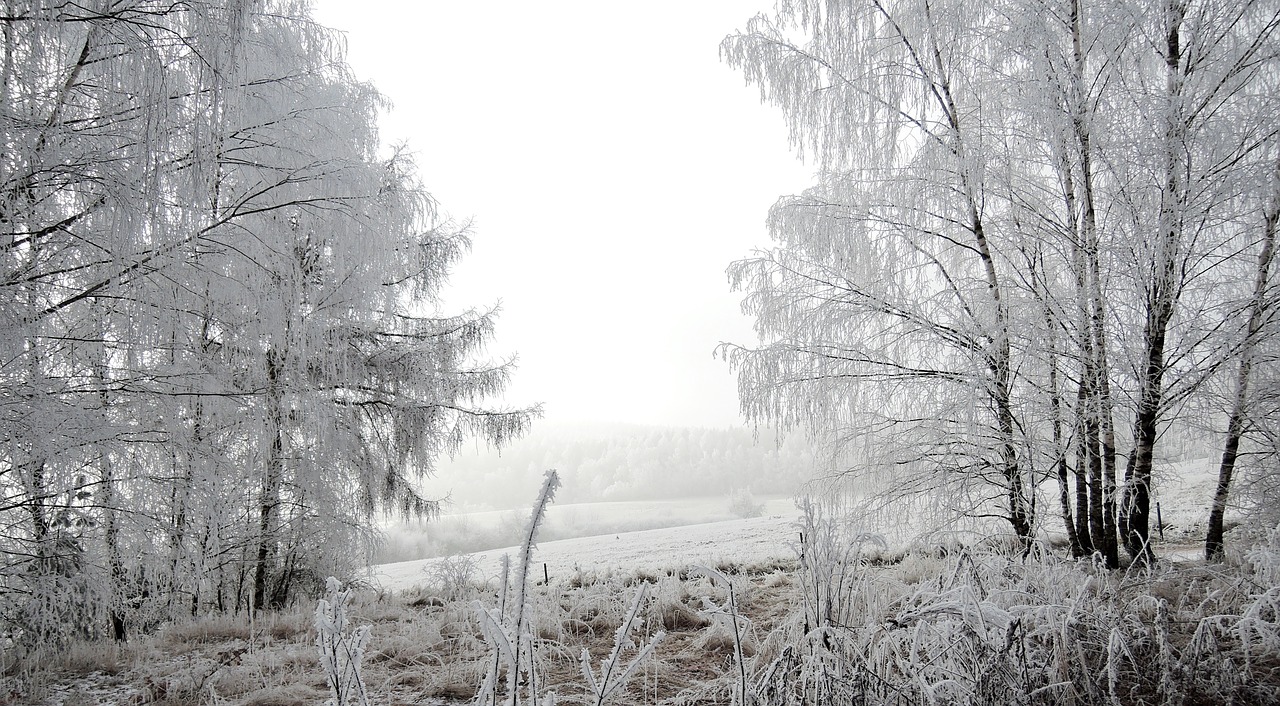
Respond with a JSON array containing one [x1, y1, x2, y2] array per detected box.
[[727, 489, 764, 519], [425, 554, 482, 600]]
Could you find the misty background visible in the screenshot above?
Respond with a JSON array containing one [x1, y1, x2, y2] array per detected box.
[[309, 0, 827, 559]]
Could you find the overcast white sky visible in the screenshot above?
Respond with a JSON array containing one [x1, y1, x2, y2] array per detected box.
[[311, 1, 811, 428]]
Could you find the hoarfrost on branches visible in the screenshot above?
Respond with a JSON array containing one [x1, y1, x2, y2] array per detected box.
[[720, 0, 1280, 565], [0, 0, 536, 646]]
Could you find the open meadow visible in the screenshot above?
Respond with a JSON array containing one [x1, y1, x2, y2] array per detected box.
[[375, 495, 796, 565]]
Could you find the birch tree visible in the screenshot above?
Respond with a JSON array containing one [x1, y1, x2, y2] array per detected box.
[[1000, 0, 1130, 565], [1206, 152, 1279, 560], [0, 0, 533, 643], [720, 0, 1036, 542], [1112, 0, 1280, 561], [723, 0, 1279, 560], [0, 0, 203, 641]]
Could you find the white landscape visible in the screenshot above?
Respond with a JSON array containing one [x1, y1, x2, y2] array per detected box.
[[4, 0, 1280, 705], [375, 458, 1227, 597], [373, 513, 800, 594], [15, 459, 1258, 705]]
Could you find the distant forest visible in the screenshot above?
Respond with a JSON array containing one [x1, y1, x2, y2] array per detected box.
[[429, 424, 818, 510]]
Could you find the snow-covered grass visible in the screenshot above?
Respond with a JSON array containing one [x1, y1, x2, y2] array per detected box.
[[9, 457, 1276, 705], [18, 525, 1278, 705]]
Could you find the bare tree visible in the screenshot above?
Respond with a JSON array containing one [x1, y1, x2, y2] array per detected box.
[[1114, 0, 1280, 562]]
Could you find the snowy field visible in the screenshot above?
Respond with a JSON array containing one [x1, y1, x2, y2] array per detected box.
[[372, 456, 1230, 593], [372, 512, 800, 592], [375, 494, 796, 563]]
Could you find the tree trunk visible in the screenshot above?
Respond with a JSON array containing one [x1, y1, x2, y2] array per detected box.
[[1068, 241, 1094, 555], [974, 209, 1030, 542], [1123, 0, 1185, 565], [1085, 408, 1105, 557], [27, 460, 50, 570], [1123, 300, 1175, 562], [1084, 159, 1120, 569], [1206, 157, 1279, 560], [253, 346, 285, 611], [1093, 343, 1119, 569], [1073, 441, 1093, 553], [921, 17, 1031, 543], [1045, 289, 1083, 556], [1095, 364, 1120, 568], [1123, 370, 1162, 562], [1061, 0, 1120, 568], [100, 453, 127, 641]]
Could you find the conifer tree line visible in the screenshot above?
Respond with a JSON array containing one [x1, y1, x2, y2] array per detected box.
[[0, 0, 532, 644], [721, 0, 1279, 566]]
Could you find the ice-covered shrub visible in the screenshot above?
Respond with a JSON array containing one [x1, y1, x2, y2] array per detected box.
[[428, 553, 484, 601], [693, 566, 755, 705], [739, 504, 1280, 705], [794, 496, 887, 633], [1246, 523, 1280, 585], [728, 488, 765, 519]]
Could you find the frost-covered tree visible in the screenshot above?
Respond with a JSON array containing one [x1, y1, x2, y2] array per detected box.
[[1107, 0, 1280, 562], [722, 0, 1279, 559], [189, 10, 531, 610], [1206, 152, 1279, 561], [0, 0, 533, 644], [720, 0, 1036, 543], [997, 0, 1129, 565], [0, 0, 211, 641]]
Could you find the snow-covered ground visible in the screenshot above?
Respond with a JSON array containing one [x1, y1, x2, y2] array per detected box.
[[1148, 458, 1224, 535], [376, 494, 796, 562], [371, 512, 801, 592], [371, 456, 1234, 593]]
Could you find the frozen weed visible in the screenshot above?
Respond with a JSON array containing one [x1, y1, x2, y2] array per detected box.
[[693, 566, 754, 705], [239, 684, 327, 706], [742, 557, 799, 575], [579, 584, 664, 705], [654, 583, 711, 632], [621, 568, 660, 587], [52, 639, 138, 676], [137, 646, 246, 705], [474, 470, 560, 706], [158, 613, 252, 649], [762, 570, 790, 589], [314, 577, 371, 706], [22, 516, 1280, 706], [734, 508, 1280, 706]]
